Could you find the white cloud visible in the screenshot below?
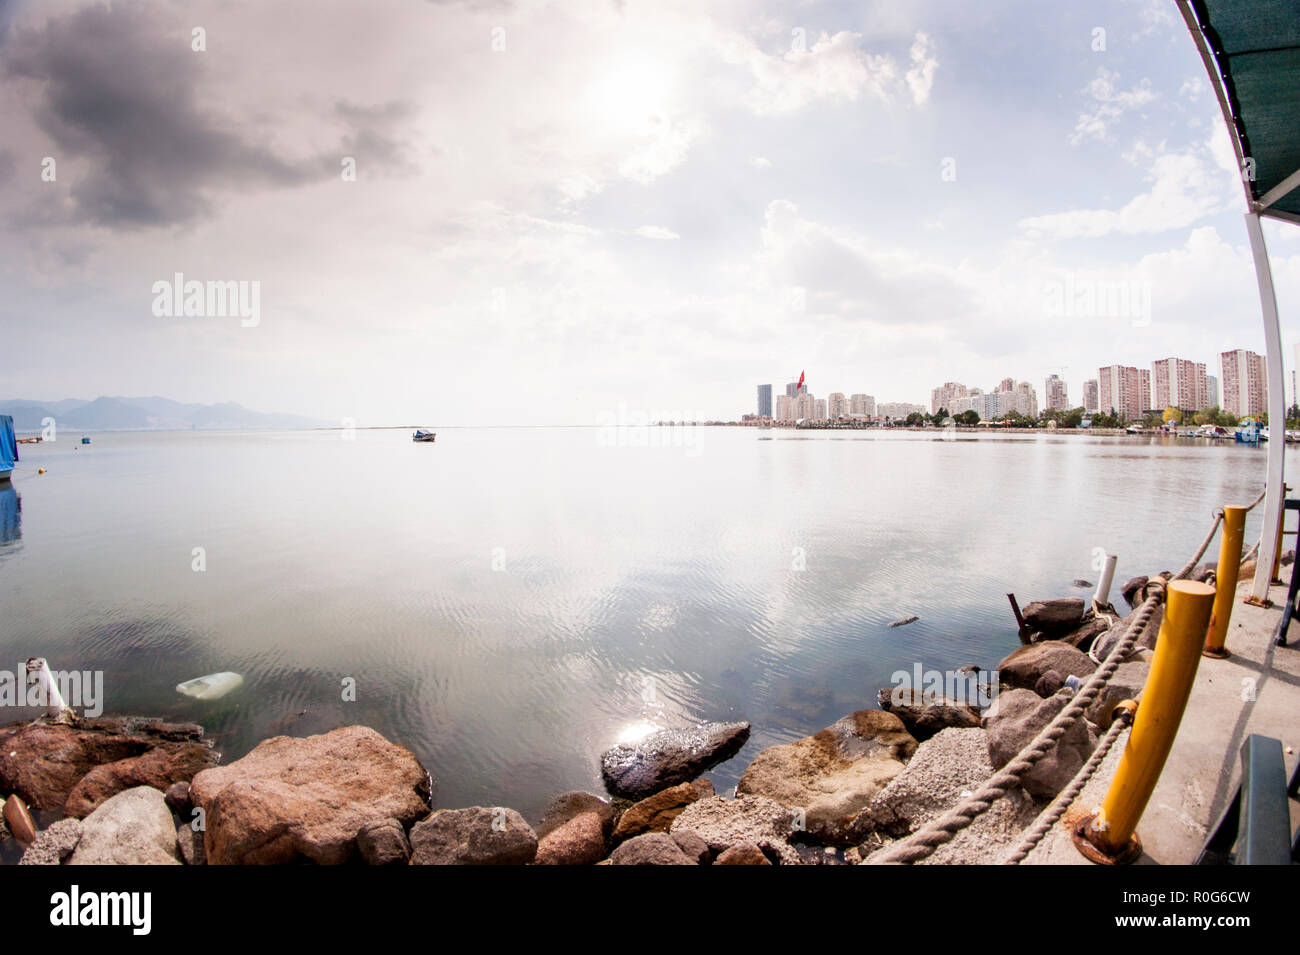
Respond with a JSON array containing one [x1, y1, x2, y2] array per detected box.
[[749, 156, 772, 168], [905, 32, 938, 105], [633, 225, 680, 240], [1070, 68, 1158, 144], [722, 31, 904, 115]]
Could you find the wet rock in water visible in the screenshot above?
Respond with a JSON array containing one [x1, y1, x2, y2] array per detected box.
[[670, 829, 710, 864], [189, 725, 432, 865], [860, 727, 1038, 864], [985, 689, 1096, 799], [1060, 617, 1109, 653], [888, 615, 919, 628], [1121, 576, 1149, 604], [1073, 579, 1093, 588], [600, 721, 750, 800], [3, 793, 37, 847], [612, 779, 713, 840], [176, 823, 206, 865], [1020, 598, 1085, 636], [0, 717, 214, 815], [608, 832, 695, 865], [996, 641, 1096, 694], [69, 786, 180, 865], [737, 710, 917, 846], [409, 806, 537, 865], [357, 818, 411, 866], [876, 688, 981, 742], [18, 818, 82, 865], [670, 794, 802, 864], [536, 791, 614, 842], [534, 811, 606, 865], [1086, 660, 1150, 729], [714, 841, 771, 865]]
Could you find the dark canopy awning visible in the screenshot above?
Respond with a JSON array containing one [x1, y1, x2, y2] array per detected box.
[[1180, 0, 1300, 224]]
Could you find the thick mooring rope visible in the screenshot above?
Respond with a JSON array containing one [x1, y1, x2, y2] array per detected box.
[[866, 488, 1263, 866]]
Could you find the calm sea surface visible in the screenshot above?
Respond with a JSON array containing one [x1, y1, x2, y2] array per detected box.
[[0, 427, 1289, 818]]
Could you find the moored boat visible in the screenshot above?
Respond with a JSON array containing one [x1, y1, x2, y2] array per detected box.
[[412, 429, 436, 443], [0, 415, 16, 482]]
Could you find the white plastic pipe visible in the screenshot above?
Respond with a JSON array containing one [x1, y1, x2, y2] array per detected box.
[[26, 657, 69, 719], [1094, 554, 1118, 607]]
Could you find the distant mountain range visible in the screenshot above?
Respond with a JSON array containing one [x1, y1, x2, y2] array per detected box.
[[0, 396, 331, 432]]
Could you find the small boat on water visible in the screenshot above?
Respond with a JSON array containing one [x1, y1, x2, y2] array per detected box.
[[1235, 420, 1263, 443], [1125, 424, 1145, 434], [412, 430, 436, 443], [0, 415, 16, 482], [1194, 424, 1230, 439]]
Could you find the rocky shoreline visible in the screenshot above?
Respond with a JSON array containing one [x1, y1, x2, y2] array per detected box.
[[1, 555, 1249, 866]]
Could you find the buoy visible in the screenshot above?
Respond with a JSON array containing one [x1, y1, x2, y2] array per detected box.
[[38, 468, 45, 475]]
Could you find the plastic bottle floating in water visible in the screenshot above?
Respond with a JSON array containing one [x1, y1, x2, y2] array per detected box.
[[176, 671, 244, 700]]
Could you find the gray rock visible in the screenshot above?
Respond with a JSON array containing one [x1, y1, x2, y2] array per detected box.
[[1073, 579, 1092, 588], [609, 832, 694, 865], [860, 727, 1039, 864], [876, 688, 981, 742], [1021, 598, 1085, 635], [1086, 660, 1150, 728], [670, 829, 710, 864], [985, 689, 1096, 798], [601, 721, 750, 800], [997, 641, 1095, 694], [1121, 575, 1149, 604], [357, 817, 411, 865], [408, 807, 537, 865], [18, 818, 82, 865], [69, 786, 180, 865], [670, 794, 802, 865]]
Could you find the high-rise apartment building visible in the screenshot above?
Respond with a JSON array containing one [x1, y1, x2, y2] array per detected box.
[[814, 398, 827, 420], [1151, 358, 1207, 410], [930, 382, 968, 414], [757, 384, 772, 418], [1098, 365, 1151, 421], [827, 393, 847, 418], [1044, 374, 1069, 411], [1221, 349, 1267, 417], [1082, 379, 1099, 413], [775, 394, 794, 421], [849, 394, 875, 417], [1207, 375, 1219, 408], [878, 402, 926, 420]]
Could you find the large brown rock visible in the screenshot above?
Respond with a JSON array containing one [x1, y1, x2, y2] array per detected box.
[[600, 721, 749, 799], [876, 688, 981, 741], [408, 806, 537, 865], [612, 779, 713, 840], [736, 710, 916, 846], [1021, 598, 1085, 635], [535, 791, 614, 841], [188, 726, 432, 865], [670, 794, 802, 864], [1086, 660, 1150, 728], [534, 811, 607, 865], [0, 717, 214, 814], [608, 832, 695, 865], [985, 689, 1097, 798], [1121, 576, 1149, 605], [996, 641, 1096, 694]]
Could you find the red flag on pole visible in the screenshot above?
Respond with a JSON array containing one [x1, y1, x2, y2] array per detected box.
[[797, 370, 805, 392]]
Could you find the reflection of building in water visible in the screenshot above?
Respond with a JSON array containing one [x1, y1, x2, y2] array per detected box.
[[0, 487, 20, 546]]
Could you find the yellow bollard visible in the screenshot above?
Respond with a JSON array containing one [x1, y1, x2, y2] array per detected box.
[[1073, 580, 1215, 864], [1204, 507, 1245, 658]]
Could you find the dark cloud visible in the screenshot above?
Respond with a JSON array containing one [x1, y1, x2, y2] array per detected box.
[[334, 99, 419, 177], [2, 4, 322, 228]]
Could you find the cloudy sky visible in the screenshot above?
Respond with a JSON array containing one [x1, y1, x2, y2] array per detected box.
[[2, 0, 1298, 425]]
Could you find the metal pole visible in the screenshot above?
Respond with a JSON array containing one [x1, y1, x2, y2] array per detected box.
[[1204, 507, 1246, 658], [1073, 580, 1216, 863], [1245, 213, 1286, 603]]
